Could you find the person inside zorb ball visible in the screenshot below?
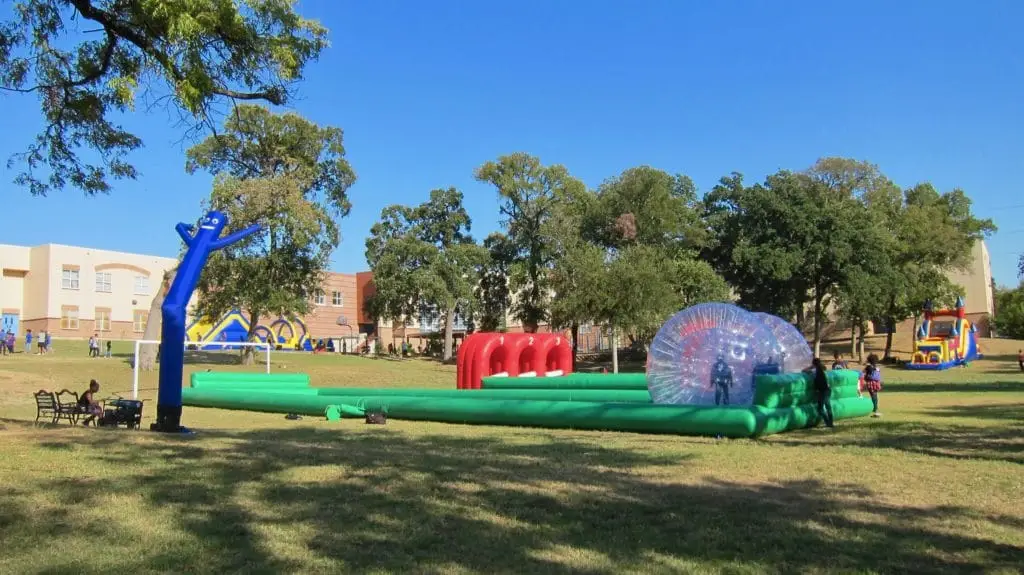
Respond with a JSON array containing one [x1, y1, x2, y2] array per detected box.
[[646, 303, 784, 405]]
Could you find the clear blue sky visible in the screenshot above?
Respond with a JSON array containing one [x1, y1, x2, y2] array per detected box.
[[2, 0, 1022, 286]]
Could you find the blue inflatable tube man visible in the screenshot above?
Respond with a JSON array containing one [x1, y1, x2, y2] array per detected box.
[[152, 211, 259, 433]]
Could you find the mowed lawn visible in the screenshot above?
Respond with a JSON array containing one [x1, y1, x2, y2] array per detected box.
[[0, 339, 1022, 574]]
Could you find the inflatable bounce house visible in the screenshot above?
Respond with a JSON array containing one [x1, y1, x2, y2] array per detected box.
[[186, 309, 314, 351], [456, 332, 574, 389], [908, 297, 981, 370]]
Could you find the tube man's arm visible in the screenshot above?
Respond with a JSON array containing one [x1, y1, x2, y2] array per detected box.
[[211, 224, 262, 251], [175, 223, 195, 246]]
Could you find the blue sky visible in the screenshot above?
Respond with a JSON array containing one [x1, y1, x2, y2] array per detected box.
[[2, 0, 1022, 286]]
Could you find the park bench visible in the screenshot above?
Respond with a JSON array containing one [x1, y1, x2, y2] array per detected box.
[[34, 389, 85, 425]]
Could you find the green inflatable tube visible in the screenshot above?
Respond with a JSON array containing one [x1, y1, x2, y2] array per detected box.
[[481, 372, 648, 390], [190, 372, 310, 389], [182, 388, 759, 437], [316, 387, 652, 403]]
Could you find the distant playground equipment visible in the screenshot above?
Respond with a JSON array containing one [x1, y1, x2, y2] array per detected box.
[[182, 303, 874, 437], [185, 309, 313, 351], [455, 332, 574, 389], [908, 297, 982, 370]]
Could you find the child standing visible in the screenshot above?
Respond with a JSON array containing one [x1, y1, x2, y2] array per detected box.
[[25, 329, 32, 354], [105, 340, 112, 358], [831, 351, 848, 370], [862, 353, 883, 417]]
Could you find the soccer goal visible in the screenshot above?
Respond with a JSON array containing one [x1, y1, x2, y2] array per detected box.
[[131, 340, 272, 400]]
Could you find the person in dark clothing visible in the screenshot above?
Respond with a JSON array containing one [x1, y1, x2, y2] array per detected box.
[[77, 380, 103, 426], [711, 355, 733, 405], [831, 351, 848, 371], [811, 358, 834, 428], [1018, 349, 1023, 372]]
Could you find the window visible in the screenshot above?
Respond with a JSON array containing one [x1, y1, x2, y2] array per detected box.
[[61, 306, 79, 330], [133, 310, 148, 333], [314, 290, 325, 306], [95, 309, 111, 332], [579, 322, 593, 334], [134, 275, 150, 295], [61, 267, 80, 290], [95, 272, 112, 293], [331, 291, 343, 306]]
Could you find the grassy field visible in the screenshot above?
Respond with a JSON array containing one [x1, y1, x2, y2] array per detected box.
[[0, 338, 1021, 574]]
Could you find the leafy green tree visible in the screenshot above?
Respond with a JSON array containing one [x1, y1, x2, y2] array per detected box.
[[874, 183, 995, 358], [474, 233, 515, 332], [704, 170, 866, 355], [365, 188, 486, 360], [1, 0, 327, 196], [992, 284, 1024, 340], [184, 107, 354, 363], [475, 153, 587, 332]]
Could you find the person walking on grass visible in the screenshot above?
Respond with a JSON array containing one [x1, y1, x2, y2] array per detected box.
[[24, 329, 32, 354], [810, 358, 835, 428], [862, 353, 883, 417], [105, 340, 112, 359]]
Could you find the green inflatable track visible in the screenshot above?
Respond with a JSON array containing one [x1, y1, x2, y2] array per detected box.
[[182, 369, 873, 438]]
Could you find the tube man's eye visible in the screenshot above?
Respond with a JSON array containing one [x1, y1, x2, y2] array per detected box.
[[211, 218, 220, 224]]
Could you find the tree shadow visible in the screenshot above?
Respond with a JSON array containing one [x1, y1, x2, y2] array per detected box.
[[768, 419, 1023, 465], [926, 403, 1024, 422], [888, 381, 1024, 393], [2, 422, 1021, 573]]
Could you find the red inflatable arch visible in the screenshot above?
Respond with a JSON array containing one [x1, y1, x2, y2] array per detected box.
[[457, 332, 574, 389]]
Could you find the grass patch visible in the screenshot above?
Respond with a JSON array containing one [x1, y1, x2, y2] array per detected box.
[[0, 339, 1022, 573]]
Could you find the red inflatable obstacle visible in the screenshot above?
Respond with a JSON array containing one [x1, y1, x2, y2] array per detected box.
[[457, 332, 573, 389]]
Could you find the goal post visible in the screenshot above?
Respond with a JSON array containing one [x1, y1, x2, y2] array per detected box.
[[131, 340, 271, 400]]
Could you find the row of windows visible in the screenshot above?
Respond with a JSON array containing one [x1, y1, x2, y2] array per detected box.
[[61, 268, 149, 295], [312, 290, 344, 307], [60, 308, 148, 333]]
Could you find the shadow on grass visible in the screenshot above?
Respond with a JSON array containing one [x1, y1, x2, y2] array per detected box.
[[2, 422, 1021, 573], [770, 419, 1023, 466], [927, 402, 1024, 422], [888, 381, 1024, 393]]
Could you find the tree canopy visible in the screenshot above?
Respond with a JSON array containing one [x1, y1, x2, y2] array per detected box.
[[187, 106, 353, 361], [1, 0, 327, 196], [365, 188, 486, 360]]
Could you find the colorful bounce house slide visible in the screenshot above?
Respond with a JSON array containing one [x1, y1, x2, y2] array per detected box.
[[908, 297, 982, 370], [180, 303, 875, 438], [186, 309, 313, 351]]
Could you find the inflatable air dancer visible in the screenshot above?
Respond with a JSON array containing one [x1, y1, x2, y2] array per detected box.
[[711, 354, 734, 405], [152, 211, 259, 433]]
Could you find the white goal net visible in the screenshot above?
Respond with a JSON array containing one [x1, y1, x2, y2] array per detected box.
[[130, 340, 272, 399]]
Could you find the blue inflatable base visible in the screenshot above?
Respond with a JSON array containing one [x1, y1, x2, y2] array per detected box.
[[905, 354, 982, 370]]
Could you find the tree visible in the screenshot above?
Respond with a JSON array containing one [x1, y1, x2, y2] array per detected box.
[[136, 268, 176, 370], [475, 153, 586, 332], [474, 233, 515, 332], [365, 188, 487, 361], [195, 175, 339, 363], [187, 106, 354, 363], [1, 0, 327, 196], [704, 170, 866, 356], [992, 284, 1024, 340], [875, 183, 995, 358]]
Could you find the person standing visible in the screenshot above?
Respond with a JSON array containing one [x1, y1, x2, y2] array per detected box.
[[831, 351, 849, 370], [863, 353, 883, 417], [24, 329, 32, 354], [1018, 349, 1023, 372], [811, 358, 835, 428], [711, 355, 734, 406]]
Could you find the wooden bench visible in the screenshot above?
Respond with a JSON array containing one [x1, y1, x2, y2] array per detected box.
[[33, 389, 87, 425]]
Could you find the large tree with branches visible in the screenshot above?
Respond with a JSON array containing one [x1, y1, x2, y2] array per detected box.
[[0, 0, 327, 195]]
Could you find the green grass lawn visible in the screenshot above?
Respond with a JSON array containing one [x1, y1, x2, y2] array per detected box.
[[0, 339, 1022, 574]]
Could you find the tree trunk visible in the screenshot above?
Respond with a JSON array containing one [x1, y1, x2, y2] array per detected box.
[[849, 317, 857, 357], [883, 316, 895, 360], [570, 322, 579, 374], [138, 269, 176, 370], [442, 306, 455, 362], [812, 289, 823, 358], [857, 321, 866, 363], [611, 325, 619, 374], [240, 308, 259, 365]]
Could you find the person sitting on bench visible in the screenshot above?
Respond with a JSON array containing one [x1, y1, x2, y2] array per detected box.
[[78, 380, 103, 426]]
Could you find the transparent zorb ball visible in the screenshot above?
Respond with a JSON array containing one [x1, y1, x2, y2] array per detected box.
[[647, 303, 779, 405], [753, 312, 814, 373]]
